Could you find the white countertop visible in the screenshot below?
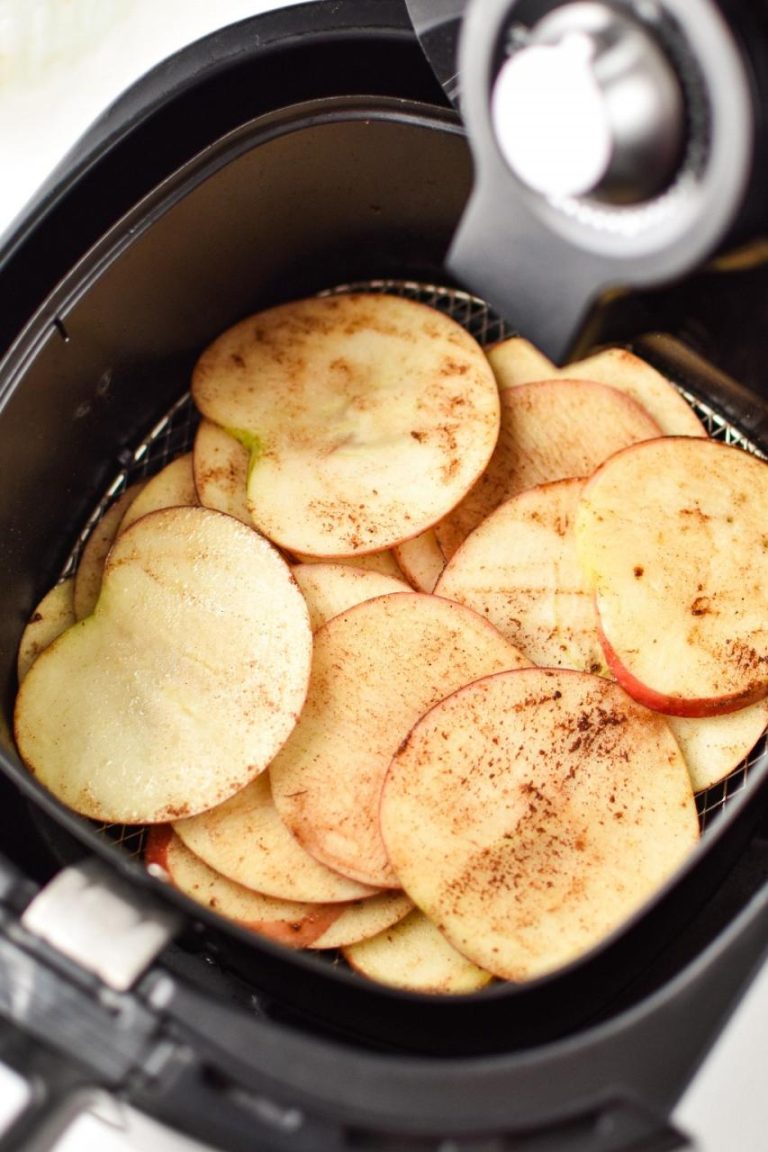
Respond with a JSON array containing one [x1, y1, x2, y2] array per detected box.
[[0, 0, 306, 242]]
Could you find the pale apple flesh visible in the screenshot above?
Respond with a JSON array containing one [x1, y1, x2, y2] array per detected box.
[[343, 909, 493, 993], [193, 419, 252, 526], [145, 826, 344, 948], [291, 563, 411, 632], [437, 473, 767, 789], [436, 477, 607, 673], [73, 481, 146, 620], [308, 891, 414, 950], [393, 529, 446, 593], [576, 437, 768, 715], [380, 667, 699, 982], [485, 336, 556, 387], [668, 707, 768, 793], [434, 378, 661, 561], [118, 453, 198, 535], [191, 293, 501, 556], [270, 592, 530, 888], [488, 339, 706, 436], [291, 549, 406, 582], [174, 771, 376, 903], [17, 579, 76, 683], [15, 507, 313, 824]]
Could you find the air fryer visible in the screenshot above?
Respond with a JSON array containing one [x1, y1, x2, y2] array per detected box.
[[1, 2, 768, 1150]]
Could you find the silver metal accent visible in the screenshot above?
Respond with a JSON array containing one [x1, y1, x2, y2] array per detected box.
[[21, 859, 179, 991], [491, 2, 686, 203]]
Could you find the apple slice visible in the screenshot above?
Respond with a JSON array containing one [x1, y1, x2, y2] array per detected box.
[[488, 341, 705, 436], [380, 667, 699, 982], [393, 529, 446, 593], [145, 827, 342, 948], [15, 507, 312, 824], [118, 453, 198, 535], [552, 348, 706, 437], [436, 478, 607, 673], [17, 579, 76, 682], [270, 592, 530, 888], [343, 910, 493, 993], [193, 419, 252, 526], [668, 707, 768, 793], [575, 437, 768, 715], [437, 474, 767, 789], [73, 481, 146, 620], [485, 336, 556, 386], [308, 891, 414, 950], [174, 771, 375, 903], [434, 379, 661, 561], [291, 549, 406, 581], [292, 563, 411, 632], [437, 477, 766, 789], [191, 293, 500, 556]]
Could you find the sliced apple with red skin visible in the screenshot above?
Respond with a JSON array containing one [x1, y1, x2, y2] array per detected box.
[[118, 453, 198, 535], [191, 293, 501, 556], [291, 563, 411, 632], [437, 475, 767, 788], [576, 437, 768, 716], [380, 667, 699, 982], [343, 910, 493, 993], [73, 481, 146, 620], [270, 592, 530, 888], [15, 507, 312, 824], [145, 827, 343, 949], [485, 336, 556, 387], [17, 579, 76, 683], [436, 477, 607, 673], [174, 771, 375, 903], [668, 707, 768, 792], [552, 348, 706, 437], [434, 379, 661, 561], [488, 340, 705, 436], [308, 891, 414, 950], [193, 419, 252, 526], [393, 529, 446, 593]]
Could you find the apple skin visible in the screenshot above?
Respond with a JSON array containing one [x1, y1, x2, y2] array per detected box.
[[594, 603, 768, 718], [191, 293, 501, 557], [144, 826, 344, 949], [577, 437, 768, 718]]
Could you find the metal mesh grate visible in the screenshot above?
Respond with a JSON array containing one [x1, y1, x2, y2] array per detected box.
[[56, 279, 767, 855]]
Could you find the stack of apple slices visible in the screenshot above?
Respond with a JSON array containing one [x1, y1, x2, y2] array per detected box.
[[13, 293, 768, 994]]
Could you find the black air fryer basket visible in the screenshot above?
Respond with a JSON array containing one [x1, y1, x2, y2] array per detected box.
[[2, 3, 768, 1149]]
